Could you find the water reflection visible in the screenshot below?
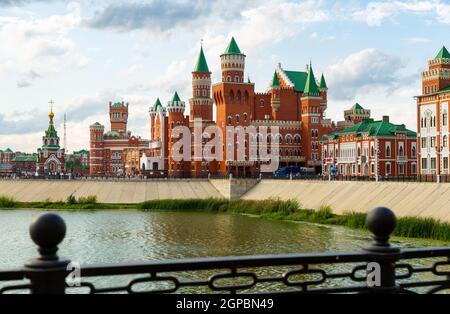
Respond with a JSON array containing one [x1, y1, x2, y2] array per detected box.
[[0, 210, 448, 294]]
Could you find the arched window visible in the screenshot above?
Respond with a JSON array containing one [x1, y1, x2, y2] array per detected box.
[[243, 112, 248, 121], [260, 100, 265, 107], [235, 114, 240, 123], [234, 76, 240, 83], [227, 76, 231, 82], [229, 90, 235, 102], [386, 145, 391, 157], [227, 116, 232, 125], [399, 145, 404, 156]]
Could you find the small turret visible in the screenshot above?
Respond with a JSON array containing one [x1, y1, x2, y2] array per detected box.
[[303, 62, 320, 97], [220, 37, 246, 83], [270, 71, 281, 112], [167, 92, 185, 113]]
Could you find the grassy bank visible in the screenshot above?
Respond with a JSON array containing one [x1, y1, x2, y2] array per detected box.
[[2, 195, 450, 242]]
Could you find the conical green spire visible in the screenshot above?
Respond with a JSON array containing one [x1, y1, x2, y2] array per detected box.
[[46, 110, 58, 138], [153, 98, 162, 111], [194, 46, 210, 72], [172, 92, 181, 102], [271, 71, 280, 87], [319, 74, 328, 89], [435, 46, 450, 59], [303, 63, 320, 96], [224, 37, 242, 55]]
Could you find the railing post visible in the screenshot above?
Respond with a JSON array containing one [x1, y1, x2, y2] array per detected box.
[[24, 213, 70, 294], [363, 207, 400, 294]]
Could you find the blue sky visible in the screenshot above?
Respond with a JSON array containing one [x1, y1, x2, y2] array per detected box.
[[0, 0, 449, 152]]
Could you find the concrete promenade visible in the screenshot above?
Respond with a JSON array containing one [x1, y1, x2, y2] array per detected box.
[[0, 179, 449, 222]]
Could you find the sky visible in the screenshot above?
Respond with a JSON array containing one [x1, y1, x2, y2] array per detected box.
[[0, 0, 449, 153]]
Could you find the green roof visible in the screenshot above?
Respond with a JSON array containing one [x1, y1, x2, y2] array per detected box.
[[73, 150, 89, 156], [351, 103, 364, 110], [223, 37, 242, 55], [151, 98, 163, 112], [105, 131, 120, 137], [13, 154, 38, 162], [4, 148, 13, 153], [435, 46, 450, 59], [90, 122, 103, 128], [194, 46, 210, 72], [112, 102, 124, 107], [45, 113, 59, 140], [283, 70, 308, 92], [319, 74, 328, 89], [303, 63, 320, 96], [322, 119, 416, 141], [271, 71, 280, 88], [172, 92, 181, 102]]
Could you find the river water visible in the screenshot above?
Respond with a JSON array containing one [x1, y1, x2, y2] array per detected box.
[[0, 210, 447, 293]]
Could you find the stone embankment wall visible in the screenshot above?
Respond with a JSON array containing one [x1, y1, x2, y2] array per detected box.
[[243, 180, 450, 222], [1, 179, 449, 222]]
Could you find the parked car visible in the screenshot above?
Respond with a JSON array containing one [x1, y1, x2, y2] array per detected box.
[[274, 166, 301, 178]]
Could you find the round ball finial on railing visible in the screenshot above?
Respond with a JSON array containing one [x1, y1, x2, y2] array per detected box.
[[29, 213, 66, 261], [365, 207, 397, 250]]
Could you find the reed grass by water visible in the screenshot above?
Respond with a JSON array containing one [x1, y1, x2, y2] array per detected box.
[[1, 195, 450, 241]]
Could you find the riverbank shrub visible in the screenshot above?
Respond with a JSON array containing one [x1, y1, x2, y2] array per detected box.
[[3, 196, 450, 242], [0, 196, 17, 208]]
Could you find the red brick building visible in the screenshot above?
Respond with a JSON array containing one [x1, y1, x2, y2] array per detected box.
[[417, 46, 450, 176], [89, 102, 149, 176], [321, 115, 417, 178], [143, 38, 334, 177]]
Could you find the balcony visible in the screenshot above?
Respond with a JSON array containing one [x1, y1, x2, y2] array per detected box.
[[337, 157, 356, 164]]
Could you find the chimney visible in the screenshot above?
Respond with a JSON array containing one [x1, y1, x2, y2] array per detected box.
[[382, 116, 390, 122]]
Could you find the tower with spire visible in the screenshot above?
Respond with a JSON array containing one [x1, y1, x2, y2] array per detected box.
[[212, 37, 256, 176], [38, 102, 65, 176], [166, 92, 190, 177], [189, 44, 213, 122], [220, 37, 246, 83]]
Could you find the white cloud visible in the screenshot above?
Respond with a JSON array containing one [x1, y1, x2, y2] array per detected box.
[[230, 0, 328, 50], [0, 4, 88, 86], [353, 0, 449, 26], [325, 48, 406, 101], [407, 37, 432, 43], [136, 59, 190, 98]]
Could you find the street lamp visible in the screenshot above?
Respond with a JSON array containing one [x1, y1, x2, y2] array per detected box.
[[375, 140, 379, 182], [435, 145, 443, 183]]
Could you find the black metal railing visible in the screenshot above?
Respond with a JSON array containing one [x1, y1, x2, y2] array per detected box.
[[0, 207, 449, 294]]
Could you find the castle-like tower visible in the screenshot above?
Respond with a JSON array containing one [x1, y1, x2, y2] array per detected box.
[[38, 108, 65, 175], [110, 101, 128, 132], [167, 92, 190, 177], [417, 46, 450, 175], [89, 102, 149, 176], [89, 122, 105, 175], [213, 37, 255, 176], [190, 45, 213, 122]]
